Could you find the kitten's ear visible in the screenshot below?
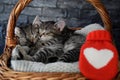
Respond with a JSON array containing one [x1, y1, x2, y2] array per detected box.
[[55, 20, 66, 31], [14, 27, 21, 37], [15, 27, 20, 34], [32, 15, 42, 26]]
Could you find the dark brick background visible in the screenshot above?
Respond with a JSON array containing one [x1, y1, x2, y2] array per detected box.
[[0, 0, 120, 54]]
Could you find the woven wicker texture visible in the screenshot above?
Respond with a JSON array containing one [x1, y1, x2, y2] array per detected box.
[[0, 0, 119, 79]]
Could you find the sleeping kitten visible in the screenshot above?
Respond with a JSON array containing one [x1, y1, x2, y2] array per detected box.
[[58, 23, 104, 62], [58, 33, 85, 62], [18, 16, 66, 63], [12, 16, 41, 60]]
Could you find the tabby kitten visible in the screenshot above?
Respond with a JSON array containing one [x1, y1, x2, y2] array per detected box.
[[58, 33, 85, 62], [18, 16, 66, 63], [12, 16, 40, 60]]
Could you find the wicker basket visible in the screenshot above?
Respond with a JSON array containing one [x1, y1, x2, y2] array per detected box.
[[0, 0, 120, 79]]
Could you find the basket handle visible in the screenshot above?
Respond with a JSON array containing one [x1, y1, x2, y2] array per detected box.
[[5, 0, 112, 47]]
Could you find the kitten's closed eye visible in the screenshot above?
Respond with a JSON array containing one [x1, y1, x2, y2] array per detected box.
[[41, 32, 51, 36], [39, 33, 54, 41]]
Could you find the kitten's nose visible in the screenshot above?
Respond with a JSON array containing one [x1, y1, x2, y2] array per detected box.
[[39, 36, 41, 39], [31, 38, 36, 44]]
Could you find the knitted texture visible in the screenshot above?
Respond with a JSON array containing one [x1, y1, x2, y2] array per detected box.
[[79, 30, 118, 80], [11, 60, 79, 72]]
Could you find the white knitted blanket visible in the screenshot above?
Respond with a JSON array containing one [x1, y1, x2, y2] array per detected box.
[[11, 60, 79, 72]]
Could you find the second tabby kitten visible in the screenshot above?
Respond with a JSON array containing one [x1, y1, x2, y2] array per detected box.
[[58, 33, 85, 62]]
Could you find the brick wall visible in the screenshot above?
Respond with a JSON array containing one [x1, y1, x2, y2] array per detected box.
[[0, 0, 120, 54]]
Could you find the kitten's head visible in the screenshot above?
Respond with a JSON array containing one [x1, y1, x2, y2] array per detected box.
[[33, 16, 66, 41], [15, 16, 40, 45], [15, 27, 27, 46]]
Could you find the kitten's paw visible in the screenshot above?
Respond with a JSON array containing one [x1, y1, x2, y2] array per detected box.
[[11, 54, 21, 60], [15, 45, 28, 58], [11, 46, 21, 60], [24, 55, 32, 61]]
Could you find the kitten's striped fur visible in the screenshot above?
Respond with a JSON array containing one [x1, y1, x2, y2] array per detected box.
[[59, 34, 85, 62]]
